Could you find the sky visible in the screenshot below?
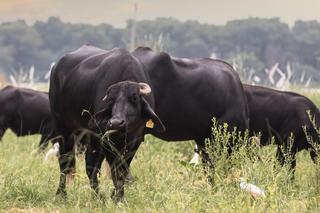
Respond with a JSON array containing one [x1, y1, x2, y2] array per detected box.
[[0, 0, 320, 27]]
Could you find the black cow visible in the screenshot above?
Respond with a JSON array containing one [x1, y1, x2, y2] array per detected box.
[[49, 45, 165, 201], [49, 45, 248, 201], [133, 47, 249, 152], [191, 85, 320, 172], [0, 86, 56, 150], [244, 84, 319, 171]]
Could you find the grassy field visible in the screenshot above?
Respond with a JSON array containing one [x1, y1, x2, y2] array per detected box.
[[0, 91, 320, 212]]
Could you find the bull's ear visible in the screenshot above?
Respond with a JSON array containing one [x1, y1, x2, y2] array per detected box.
[[88, 108, 108, 129], [141, 97, 165, 132]]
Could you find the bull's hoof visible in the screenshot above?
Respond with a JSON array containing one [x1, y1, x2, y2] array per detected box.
[[90, 190, 106, 202], [207, 175, 214, 185], [289, 173, 295, 182], [124, 173, 135, 184], [56, 188, 67, 199], [90, 188, 101, 198], [111, 189, 124, 203]]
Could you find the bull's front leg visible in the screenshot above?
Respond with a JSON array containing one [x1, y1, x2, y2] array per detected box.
[[276, 145, 297, 179], [56, 153, 76, 197], [106, 143, 140, 203], [110, 162, 127, 203], [107, 149, 130, 203], [85, 140, 104, 194], [199, 148, 215, 184], [276, 146, 285, 167], [56, 136, 76, 197]]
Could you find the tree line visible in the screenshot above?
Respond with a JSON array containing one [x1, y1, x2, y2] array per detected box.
[[0, 17, 319, 84]]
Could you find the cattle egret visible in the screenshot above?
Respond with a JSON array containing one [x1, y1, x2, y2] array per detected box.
[[239, 178, 266, 198], [45, 143, 59, 161], [189, 144, 201, 165], [189, 152, 200, 165]]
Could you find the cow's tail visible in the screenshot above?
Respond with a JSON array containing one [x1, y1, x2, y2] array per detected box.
[[49, 63, 63, 113], [48, 63, 64, 135], [306, 104, 320, 163], [240, 84, 250, 132], [308, 105, 320, 143]]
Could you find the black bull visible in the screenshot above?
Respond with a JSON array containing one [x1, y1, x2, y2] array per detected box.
[[192, 84, 320, 172], [0, 86, 56, 150], [49, 45, 248, 201], [244, 84, 320, 170]]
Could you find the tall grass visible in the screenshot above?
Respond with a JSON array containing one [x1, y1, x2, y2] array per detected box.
[[1, 90, 320, 211], [0, 127, 320, 212]]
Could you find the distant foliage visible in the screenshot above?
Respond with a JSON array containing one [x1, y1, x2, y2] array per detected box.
[[0, 17, 320, 83]]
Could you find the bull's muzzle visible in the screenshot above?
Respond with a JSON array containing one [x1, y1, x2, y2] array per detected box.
[[107, 117, 126, 131]]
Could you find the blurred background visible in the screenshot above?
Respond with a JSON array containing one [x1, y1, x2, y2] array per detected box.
[[0, 0, 320, 89]]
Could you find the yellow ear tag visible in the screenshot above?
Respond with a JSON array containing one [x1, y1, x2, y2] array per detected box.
[[146, 119, 154, 128]]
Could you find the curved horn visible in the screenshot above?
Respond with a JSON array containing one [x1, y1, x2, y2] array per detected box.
[[102, 95, 107, 101], [139, 83, 151, 95]]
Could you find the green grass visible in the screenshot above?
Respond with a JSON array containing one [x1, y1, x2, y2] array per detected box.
[[1, 89, 320, 212], [0, 131, 320, 212]]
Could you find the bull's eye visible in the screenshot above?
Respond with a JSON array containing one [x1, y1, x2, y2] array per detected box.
[[106, 97, 115, 103], [130, 94, 139, 103]]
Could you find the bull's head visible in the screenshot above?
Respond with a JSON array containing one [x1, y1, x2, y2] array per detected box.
[[88, 81, 165, 135]]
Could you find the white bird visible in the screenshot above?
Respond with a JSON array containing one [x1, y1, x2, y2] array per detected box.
[[189, 152, 200, 165], [239, 178, 266, 198], [189, 144, 201, 165], [45, 143, 60, 161]]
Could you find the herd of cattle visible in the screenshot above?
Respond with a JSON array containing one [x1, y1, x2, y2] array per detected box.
[[0, 45, 319, 202]]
